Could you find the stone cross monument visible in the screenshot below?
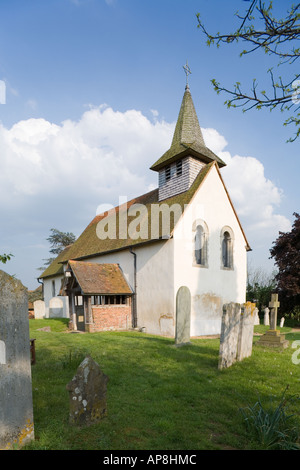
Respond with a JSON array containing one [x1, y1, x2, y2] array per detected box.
[[256, 293, 289, 349], [269, 293, 280, 330]]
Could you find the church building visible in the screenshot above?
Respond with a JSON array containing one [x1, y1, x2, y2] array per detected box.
[[39, 80, 250, 336]]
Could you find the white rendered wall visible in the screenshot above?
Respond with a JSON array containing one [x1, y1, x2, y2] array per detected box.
[[43, 275, 69, 318], [173, 164, 247, 336], [134, 240, 174, 336], [88, 241, 174, 336]]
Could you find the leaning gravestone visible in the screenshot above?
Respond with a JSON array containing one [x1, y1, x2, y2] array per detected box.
[[0, 270, 34, 449], [175, 286, 191, 346], [218, 303, 241, 369], [237, 302, 255, 361], [219, 302, 256, 369], [66, 356, 108, 426]]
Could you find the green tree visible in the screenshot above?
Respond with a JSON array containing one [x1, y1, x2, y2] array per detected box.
[[0, 253, 13, 264], [39, 228, 76, 270], [196, 0, 300, 141], [246, 266, 277, 313], [270, 212, 300, 317]]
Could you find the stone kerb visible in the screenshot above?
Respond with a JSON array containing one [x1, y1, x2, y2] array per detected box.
[[0, 270, 34, 449]]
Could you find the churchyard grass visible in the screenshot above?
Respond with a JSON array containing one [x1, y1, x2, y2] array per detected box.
[[25, 319, 300, 450]]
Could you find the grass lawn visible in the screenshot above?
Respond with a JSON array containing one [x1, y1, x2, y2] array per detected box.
[[24, 319, 300, 450]]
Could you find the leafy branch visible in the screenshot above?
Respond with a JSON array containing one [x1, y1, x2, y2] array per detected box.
[[0, 253, 13, 264], [196, 1, 300, 141]]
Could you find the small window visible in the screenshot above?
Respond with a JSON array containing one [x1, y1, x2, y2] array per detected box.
[[176, 160, 182, 177], [165, 165, 171, 182], [193, 220, 208, 267], [52, 280, 56, 297], [221, 227, 234, 269], [195, 226, 205, 265], [75, 295, 83, 306]]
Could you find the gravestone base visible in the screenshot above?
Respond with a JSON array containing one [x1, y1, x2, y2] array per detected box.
[[174, 341, 191, 348], [256, 330, 289, 349]]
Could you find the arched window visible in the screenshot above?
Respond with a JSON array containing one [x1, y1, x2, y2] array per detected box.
[[221, 227, 234, 269], [193, 220, 208, 267]]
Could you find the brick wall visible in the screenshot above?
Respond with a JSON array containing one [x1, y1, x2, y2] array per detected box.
[[88, 304, 132, 332]]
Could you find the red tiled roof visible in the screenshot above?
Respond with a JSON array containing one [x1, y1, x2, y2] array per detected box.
[[68, 260, 132, 295]]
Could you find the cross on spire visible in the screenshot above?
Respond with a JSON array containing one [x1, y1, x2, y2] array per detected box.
[[183, 60, 191, 89]]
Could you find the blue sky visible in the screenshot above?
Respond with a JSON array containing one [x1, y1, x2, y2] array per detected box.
[[0, 0, 298, 289]]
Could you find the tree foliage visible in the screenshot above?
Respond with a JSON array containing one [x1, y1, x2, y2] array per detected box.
[[196, 0, 300, 141], [246, 266, 277, 312], [0, 253, 13, 264], [270, 212, 300, 314], [39, 228, 76, 270], [47, 228, 76, 256]]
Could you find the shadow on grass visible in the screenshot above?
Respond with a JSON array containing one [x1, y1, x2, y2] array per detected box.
[[28, 328, 300, 450]]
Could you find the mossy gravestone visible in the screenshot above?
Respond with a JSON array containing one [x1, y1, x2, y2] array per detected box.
[[175, 286, 191, 346], [66, 356, 108, 426], [0, 270, 34, 449]]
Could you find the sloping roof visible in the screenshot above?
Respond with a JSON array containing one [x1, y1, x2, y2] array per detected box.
[[56, 162, 216, 264], [39, 244, 73, 279], [67, 260, 132, 295], [40, 160, 251, 279], [150, 86, 226, 171]]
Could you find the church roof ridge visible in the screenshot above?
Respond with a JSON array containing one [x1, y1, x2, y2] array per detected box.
[[39, 163, 217, 277]]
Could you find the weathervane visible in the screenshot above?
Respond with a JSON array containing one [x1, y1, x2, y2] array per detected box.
[[183, 60, 191, 88]]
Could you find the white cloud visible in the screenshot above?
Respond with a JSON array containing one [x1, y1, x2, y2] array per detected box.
[[0, 106, 291, 286], [0, 107, 290, 240], [202, 127, 291, 241], [0, 106, 173, 211]]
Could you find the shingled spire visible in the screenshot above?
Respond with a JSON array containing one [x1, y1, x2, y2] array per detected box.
[[150, 85, 226, 172], [151, 72, 226, 201], [171, 84, 206, 149]]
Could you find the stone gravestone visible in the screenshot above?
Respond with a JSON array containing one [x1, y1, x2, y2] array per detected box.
[[66, 356, 108, 427], [237, 302, 255, 361], [49, 296, 64, 317], [280, 317, 285, 328], [33, 299, 45, 319], [269, 293, 280, 330], [0, 270, 34, 449], [219, 302, 256, 369], [218, 303, 241, 369], [253, 307, 260, 325], [175, 286, 191, 346], [256, 294, 289, 349], [264, 307, 270, 326]]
